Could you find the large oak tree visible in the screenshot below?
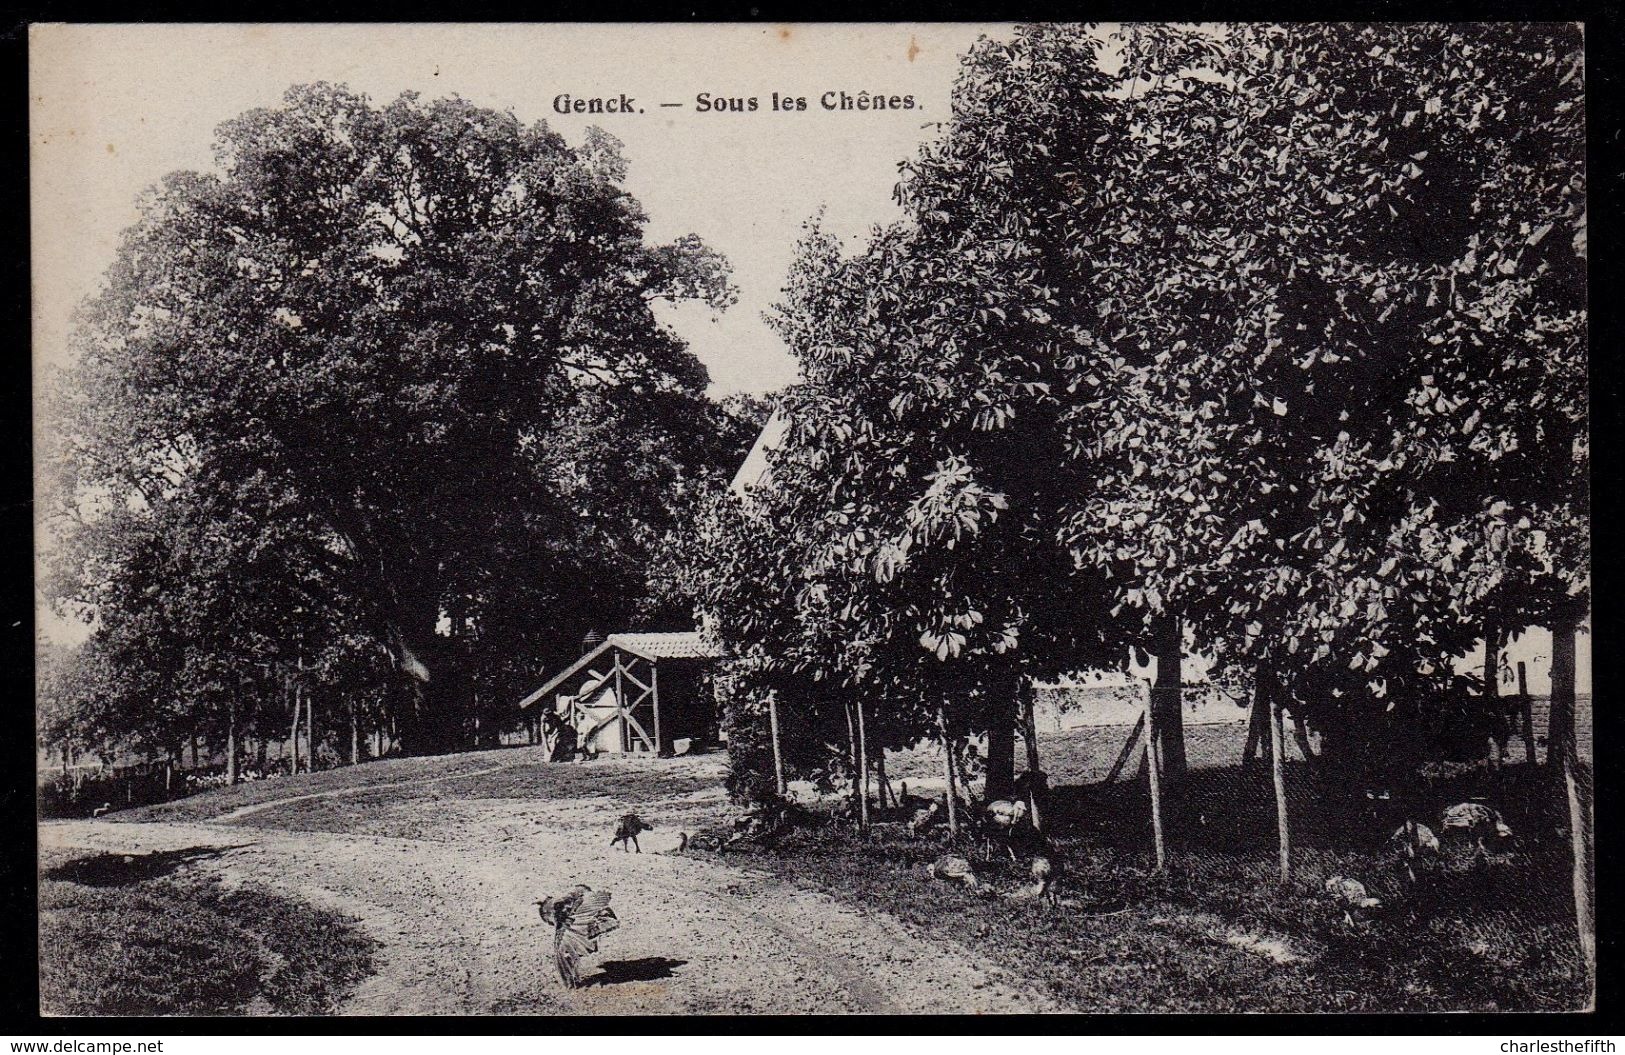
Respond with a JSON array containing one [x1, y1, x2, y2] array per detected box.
[[45, 84, 750, 755]]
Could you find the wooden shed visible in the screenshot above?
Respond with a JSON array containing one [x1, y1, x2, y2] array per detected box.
[[519, 631, 723, 756]]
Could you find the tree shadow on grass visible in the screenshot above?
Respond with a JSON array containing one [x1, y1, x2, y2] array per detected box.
[[42, 845, 253, 887], [585, 957, 687, 986]]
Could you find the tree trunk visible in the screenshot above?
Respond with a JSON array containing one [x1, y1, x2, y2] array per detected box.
[[390, 623, 474, 756], [767, 691, 786, 797], [1552, 615, 1594, 995], [1518, 661, 1537, 765], [938, 706, 959, 840], [227, 701, 239, 786], [190, 735, 200, 770], [985, 688, 1016, 803], [350, 701, 360, 766], [307, 681, 317, 770], [1242, 685, 1271, 767], [856, 698, 870, 831], [1145, 683, 1166, 872], [1291, 713, 1316, 763], [1269, 678, 1292, 884], [1153, 617, 1187, 781], [289, 674, 302, 775], [875, 752, 892, 810], [1548, 633, 1575, 777]]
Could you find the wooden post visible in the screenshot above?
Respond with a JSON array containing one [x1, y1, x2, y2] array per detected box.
[[1145, 683, 1166, 872], [1486, 623, 1503, 773], [227, 700, 239, 786], [1552, 615, 1593, 995], [651, 662, 664, 757], [766, 689, 786, 796], [843, 700, 860, 818], [1021, 680, 1043, 833], [1518, 661, 1537, 765], [856, 698, 870, 831], [1269, 680, 1292, 884], [613, 653, 628, 753], [938, 706, 959, 839]]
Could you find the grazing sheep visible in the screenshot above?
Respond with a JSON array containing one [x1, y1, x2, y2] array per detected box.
[[1324, 875, 1383, 926], [611, 812, 652, 853]]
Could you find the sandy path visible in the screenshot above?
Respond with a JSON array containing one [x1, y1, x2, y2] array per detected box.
[[40, 764, 1067, 1016]]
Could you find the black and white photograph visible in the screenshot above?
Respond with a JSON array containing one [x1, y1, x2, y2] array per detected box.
[[30, 21, 1592, 1017]]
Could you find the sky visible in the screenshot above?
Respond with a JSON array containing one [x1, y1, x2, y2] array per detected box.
[[28, 23, 1589, 691], [30, 22, 1012, 398]]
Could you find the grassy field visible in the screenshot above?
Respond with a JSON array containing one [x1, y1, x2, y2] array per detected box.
[[744, 722, 1591, 1012], [39, 847, 378, 1015]]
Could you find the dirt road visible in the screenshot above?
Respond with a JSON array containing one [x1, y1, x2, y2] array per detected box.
[[40, 755, 1067, 1016]]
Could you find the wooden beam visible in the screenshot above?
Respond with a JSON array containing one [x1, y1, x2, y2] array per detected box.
[[621, 708, 657, 754], [619, 659, 653, 695], [1103, 712, 1146, 784], [651, 662, 663, 756], [613, 652, 628, 752], [519, 639, 618, 710]]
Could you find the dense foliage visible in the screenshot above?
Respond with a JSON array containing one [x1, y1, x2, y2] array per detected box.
[[42, 84, 756, 758], [675, 23, 1586, 801]]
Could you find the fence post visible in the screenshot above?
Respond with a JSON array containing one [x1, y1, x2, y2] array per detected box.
[[767, 690, 786, 796], [1269, 679, 1292, 884], [1145, 682, 1166, 872]]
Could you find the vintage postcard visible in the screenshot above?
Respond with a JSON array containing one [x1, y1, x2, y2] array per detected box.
[[31, 22, 1591, 1017]]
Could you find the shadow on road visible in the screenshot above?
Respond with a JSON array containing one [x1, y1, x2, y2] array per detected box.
[[42, 844, 254, 887], [586, 957, 688, 986]]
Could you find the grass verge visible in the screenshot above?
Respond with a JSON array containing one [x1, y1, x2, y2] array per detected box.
[[39, 848, 378, 1016]]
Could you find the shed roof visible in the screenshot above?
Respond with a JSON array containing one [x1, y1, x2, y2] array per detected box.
[[607, 631, 721, 660], [519, 630, 721, 710]]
